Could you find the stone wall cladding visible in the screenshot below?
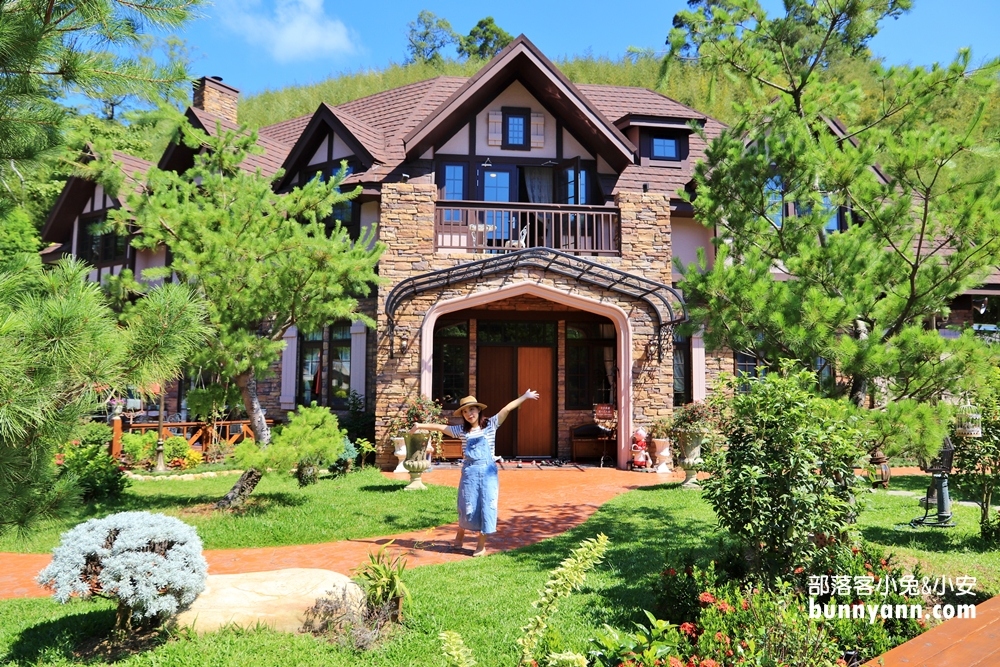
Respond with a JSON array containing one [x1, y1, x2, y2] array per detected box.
[[704, 346, 735, 400], [192, 78, 239, 123], [373, 183, 675, 468]]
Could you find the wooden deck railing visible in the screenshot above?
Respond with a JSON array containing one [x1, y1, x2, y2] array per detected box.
[[110, 419, 274, 457], [435, 201, 620, 255]]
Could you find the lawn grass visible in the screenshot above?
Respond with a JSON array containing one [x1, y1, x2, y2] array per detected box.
[[858, 475, 1000, 598], [2, 477, 998, 666], [0, 467, 457, 553], [0, 481, 721, 667]]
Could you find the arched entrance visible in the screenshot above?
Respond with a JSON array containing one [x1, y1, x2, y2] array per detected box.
[[418, 282, 634, 467]]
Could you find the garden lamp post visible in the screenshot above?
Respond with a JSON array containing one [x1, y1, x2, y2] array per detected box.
[[154, 389, 166, 472]]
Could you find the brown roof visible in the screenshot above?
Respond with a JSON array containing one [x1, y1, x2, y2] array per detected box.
[[111, 151, 153, 195], [190, 107, 293, 177], [259, 114, 312, 145], [320, 103, 388, 164], [576, 84, 707, 124], [336, 77, 468, 163]]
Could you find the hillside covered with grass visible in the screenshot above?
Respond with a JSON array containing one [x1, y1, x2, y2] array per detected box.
[[236, 55, 748, 129]]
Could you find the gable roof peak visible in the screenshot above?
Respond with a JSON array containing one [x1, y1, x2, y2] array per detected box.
[[403, 34, 637, 171]]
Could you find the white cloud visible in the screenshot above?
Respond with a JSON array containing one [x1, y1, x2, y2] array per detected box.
[[217, 0, 356, 63]]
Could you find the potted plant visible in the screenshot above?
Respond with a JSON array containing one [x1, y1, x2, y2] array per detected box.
[[387, 396, 447, 490], [648, 417, 673, 474], [670, 401, 720, 488]]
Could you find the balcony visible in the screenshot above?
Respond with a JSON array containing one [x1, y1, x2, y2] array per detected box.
[[435, 201, 620, 256]]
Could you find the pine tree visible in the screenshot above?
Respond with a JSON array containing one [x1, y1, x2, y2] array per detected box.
[[0, 257, 208, 536], [668, 0, 1000, 411], [105, 123, 384, 508], [0, 0, 200, 206]]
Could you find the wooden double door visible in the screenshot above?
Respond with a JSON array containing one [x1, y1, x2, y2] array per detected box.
[[477, 345, 555, 458]]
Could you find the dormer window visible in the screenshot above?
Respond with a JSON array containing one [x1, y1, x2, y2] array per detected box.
[[652, 136, 679, 160], [641, 130, 687, 164], [502, 107, 531, 150]]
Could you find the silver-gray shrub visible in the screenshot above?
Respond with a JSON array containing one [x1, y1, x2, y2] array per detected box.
[[37, 511, 207, 629]]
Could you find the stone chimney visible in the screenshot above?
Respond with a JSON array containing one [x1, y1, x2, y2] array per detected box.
[[192, 76, 239, 123]]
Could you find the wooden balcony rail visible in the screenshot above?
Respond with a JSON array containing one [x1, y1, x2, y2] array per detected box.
[[435, 201, 620, 255], [115, 419, 274, 456]]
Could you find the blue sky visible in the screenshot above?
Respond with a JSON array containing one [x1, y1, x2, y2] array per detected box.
[[172, 1, 1000, 97]]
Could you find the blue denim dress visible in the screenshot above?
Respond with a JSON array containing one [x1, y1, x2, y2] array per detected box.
[[450, 416, 500, 534]]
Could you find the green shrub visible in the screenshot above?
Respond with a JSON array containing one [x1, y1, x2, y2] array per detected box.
[[589, 611, 679, 667], [57, 441, 128, 501], [654, 540, 927, 665], [702, 369, 865, 577], [341, 389, 375, 444], [121, 432, 191, 469], [73, 421, 113, 448], [329, 438, 359, 477], [952, 367, 1000, 544], [236, 402, 345, 487]]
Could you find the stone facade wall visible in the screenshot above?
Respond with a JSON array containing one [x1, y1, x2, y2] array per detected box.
[[704, 346, 735, 400], [373, 183, 675, 468]]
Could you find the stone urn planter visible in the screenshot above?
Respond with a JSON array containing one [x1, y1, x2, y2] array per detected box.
[[651, 438, 672, 474], [402, 433, 431, 491], [674, 428, 707, 488], [391, 437, 407, 473]]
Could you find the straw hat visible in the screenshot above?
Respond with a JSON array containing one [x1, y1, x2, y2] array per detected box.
[[454, 395, 487, 416]]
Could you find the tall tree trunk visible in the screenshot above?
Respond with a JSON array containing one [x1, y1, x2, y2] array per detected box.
[[236, 368, 271, 445], [215, 368, 271, 509]]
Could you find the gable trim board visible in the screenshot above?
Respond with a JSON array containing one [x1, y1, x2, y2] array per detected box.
[[403, 35, 635, 171]]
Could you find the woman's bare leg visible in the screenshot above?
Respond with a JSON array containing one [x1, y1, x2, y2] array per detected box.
[[453, 528, 465, 549], [472, 533, 487, 557]]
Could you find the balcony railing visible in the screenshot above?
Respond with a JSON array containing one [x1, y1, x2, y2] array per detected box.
[[435, 201, 620, 255]]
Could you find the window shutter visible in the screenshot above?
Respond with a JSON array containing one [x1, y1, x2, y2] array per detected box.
[[531, 113, 545, 148], [488, 111, 502, 146]]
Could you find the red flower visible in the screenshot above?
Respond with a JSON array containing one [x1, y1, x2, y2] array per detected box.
[[54, 454, 65, 466], [793, 566, 804, 574], [665, 568, 677, 577], [716, 600, 734, 614], [700, 659, 719, 667], [741, 598, 749, 610], [698, 591, 716, 605], [679, 622, 698, 637]]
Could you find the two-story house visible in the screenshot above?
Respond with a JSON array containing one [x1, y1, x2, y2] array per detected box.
[[42, 36, 733, 469]]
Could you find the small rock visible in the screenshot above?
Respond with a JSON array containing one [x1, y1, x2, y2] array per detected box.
[[174, 568, 364, 634]]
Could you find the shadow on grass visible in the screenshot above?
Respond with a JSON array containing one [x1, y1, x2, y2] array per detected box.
[[884, 475, 982, 504], [358, 484, 409, 493], [862, 524, 994, 555], [100, 493, 224, 512], [3, 606, 119, 665], [233, 492, 308, 516]]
